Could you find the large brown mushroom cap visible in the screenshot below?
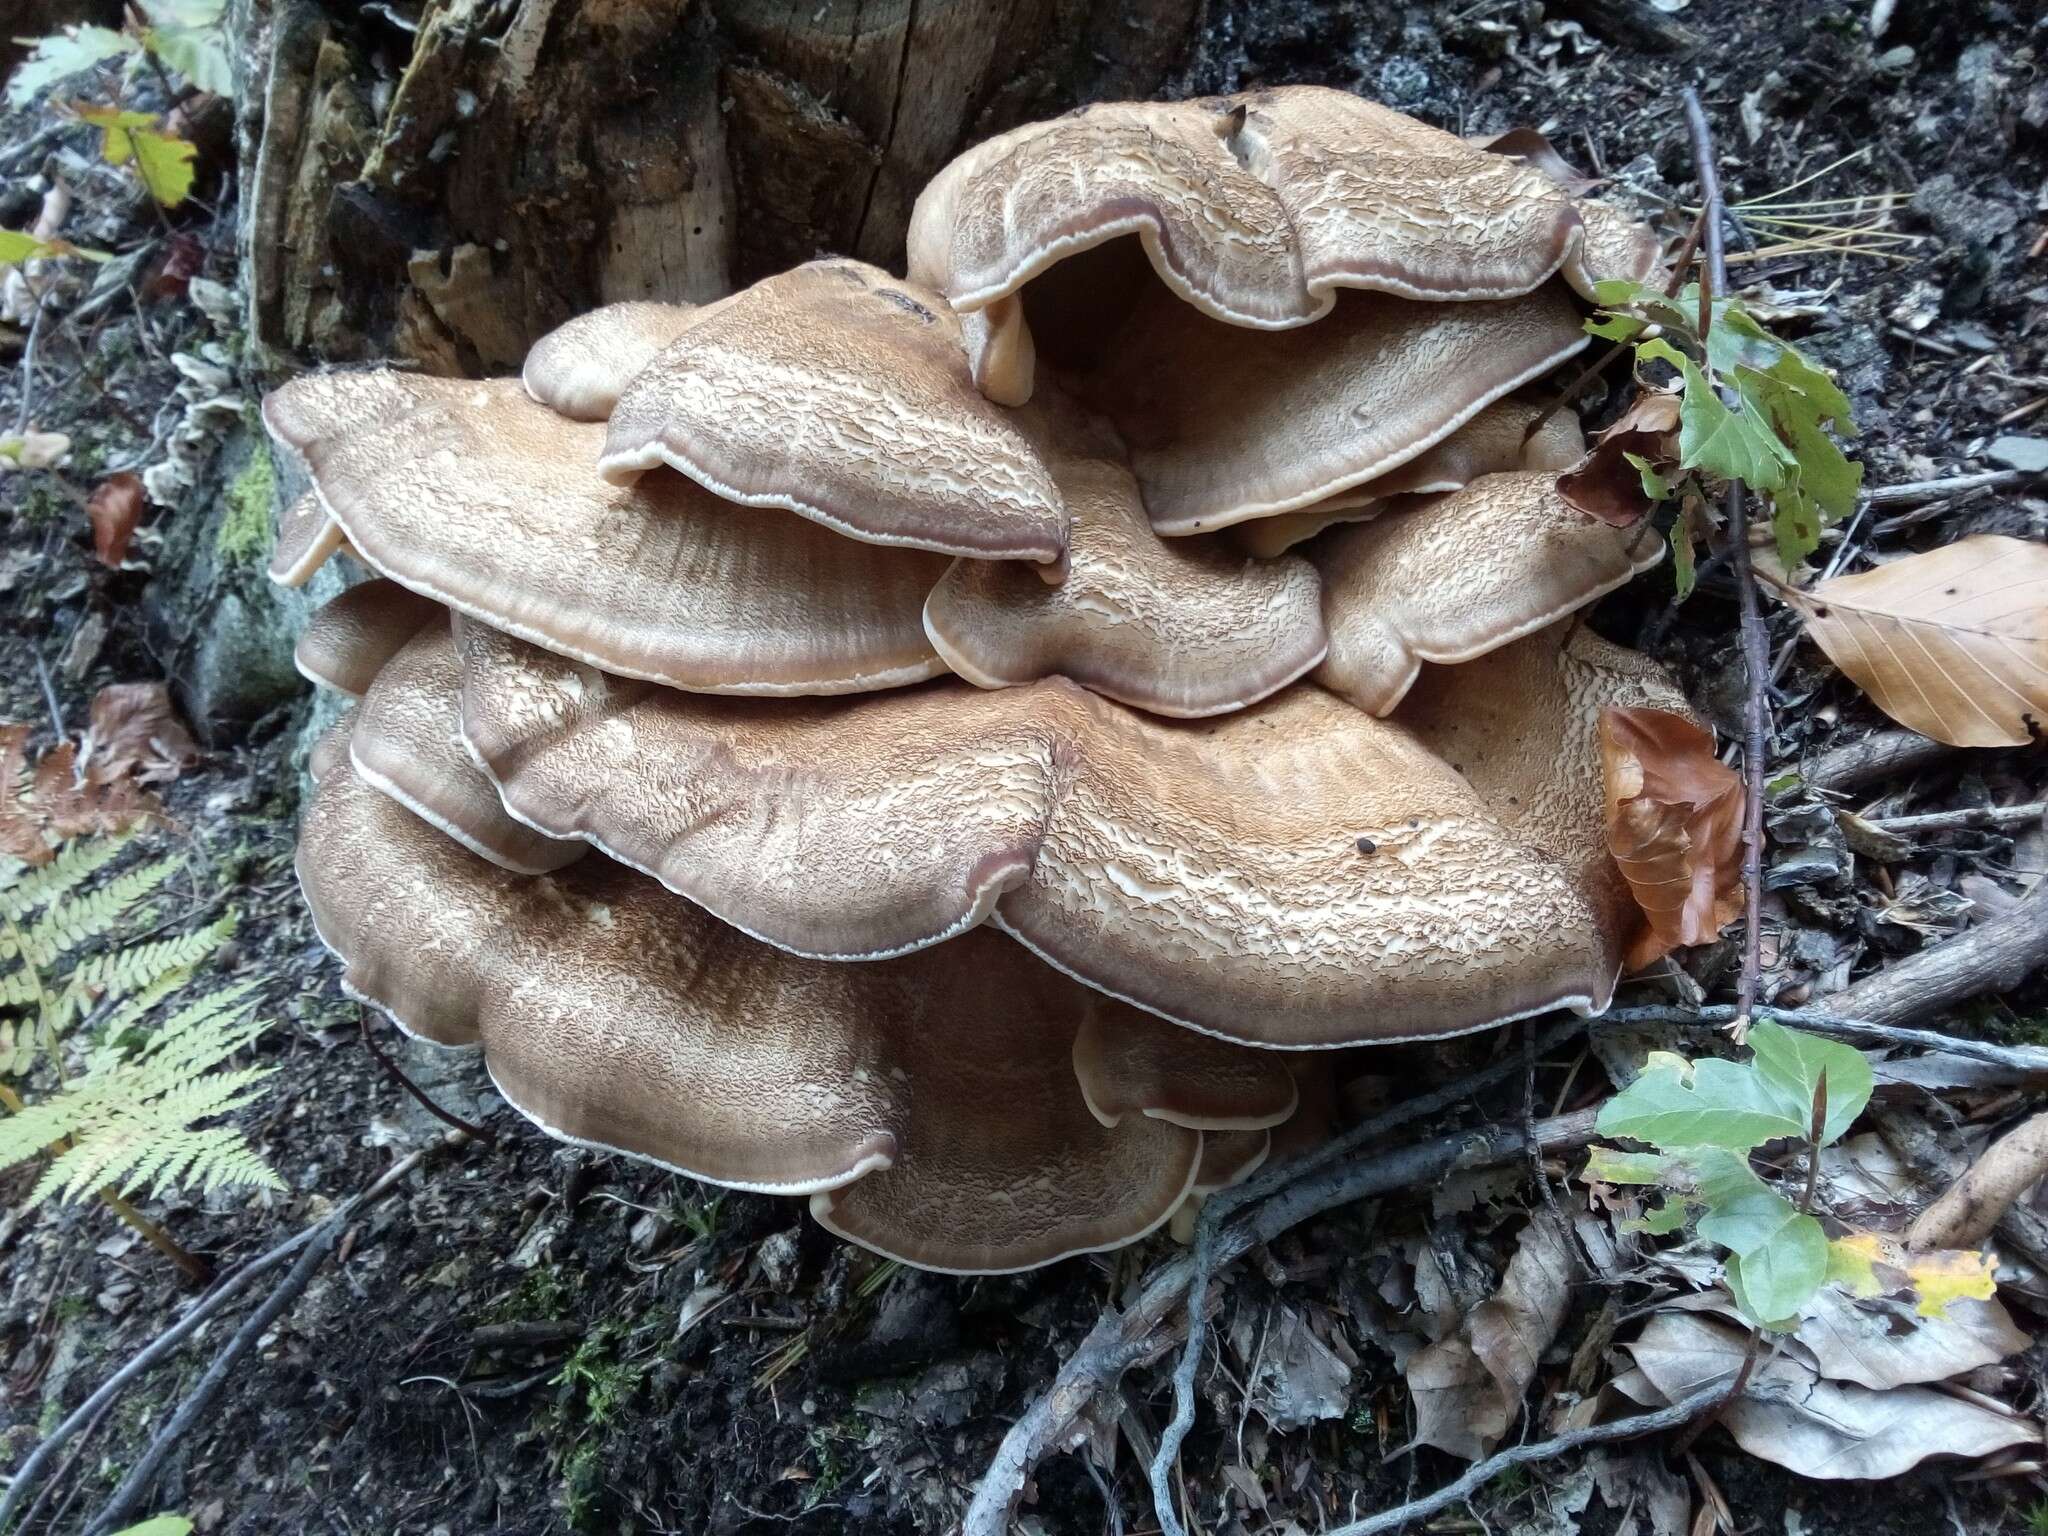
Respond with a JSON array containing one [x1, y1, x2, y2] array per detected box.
[[1396, 623, 1692, 982], [1313, 470, 1666, 716], [1072, 1011, 1298, 1129], [1081, 281, 1589, 535], [351, 620, 585, 875], [303, 750, 1228, 1272], [909, 87, 1658, 405], [263, 373, 951, 695], [597, 261, 1069, 564], [456, 623, 1617, 1046], [520, 300, 709, 421], [1234, 401, 1587, 559], [922, 389, 1328, 717], [294, 578, 444, 698]]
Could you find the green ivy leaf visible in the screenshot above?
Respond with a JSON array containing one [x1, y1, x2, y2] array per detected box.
[[145, 23, 234, 98], [5, 25, 138, 109], [1766, 347, 1856, 431], [1628, 1198, 1690, 1236], [1586, 312, 1646, 343], [1747, 1021, 1873, 1145], [1677, 356, 1795, 491], [108, 1518, 193, 1536], [1773, 483, 1824, 568], [1700, 1182, 1830, 1327], [1583, 1146, 1668, 1185], [1592, 277, 1650, 307], [1596, 1060, 1808, 1152]]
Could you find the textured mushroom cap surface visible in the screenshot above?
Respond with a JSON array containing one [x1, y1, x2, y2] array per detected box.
[[458, 625, 1617, 1046], [923, 390, 1327, 717], [351, 622, 585, 875], [262, 372, 950, 695], [455, 620, 1059, 960], [1396, 624, 1691, 983], [1071, 1011, 1297, 1129], [1313, 470, 1665, 716], [1234, 401, 1586, 558], [598, 261, 1068, 563], [1081, 281, 1589, 534], [294, 579, 445, 697], [302, 756, 1202, 1270], [909, 87, 1620, 330], [270, 490, 343, 588], [1190, 1129, 1272, 1193], [520, 300, 707, 420]]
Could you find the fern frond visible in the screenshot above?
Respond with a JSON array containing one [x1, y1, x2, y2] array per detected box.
[[70, 913, 235, 1007], [6, 856, 180, 970], [0, 835, 128, 923], [0, 981, 280, 1208]]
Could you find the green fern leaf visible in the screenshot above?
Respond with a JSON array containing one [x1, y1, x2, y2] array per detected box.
[[2, 981, 279, 1207], [0, 834, 128, 922]]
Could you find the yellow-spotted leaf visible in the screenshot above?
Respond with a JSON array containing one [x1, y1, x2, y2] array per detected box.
[[1827, 1231, 1999, 1318]]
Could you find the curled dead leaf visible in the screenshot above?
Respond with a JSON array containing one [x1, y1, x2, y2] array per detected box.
[[1556, 389, 1681, 528], [1780, 535, 2048, 748], [0, 732, 164, 863], [83, 682, 198, 786], [87, 471, 145, 567], [1599, 706, 1745, 970]]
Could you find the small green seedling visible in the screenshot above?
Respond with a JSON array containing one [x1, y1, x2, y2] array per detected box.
[[1588, 1021, 1875, 1329], [1586, 279, 1862, 576]]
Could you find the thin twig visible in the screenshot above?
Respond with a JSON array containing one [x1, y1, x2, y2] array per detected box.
[[1144, 1025, 1583, 1536], [1323, 1384, 1733, 1536], [1604, 1002, 2048, 1074], [1683, 86, 1771, 1036], [966, 1101, 1602, 1536], [1865, 802, 2045, 836], [1863, 468, 2037, 507], [0, 1144, 441, 1531], [359, 1006, 496, 1144]]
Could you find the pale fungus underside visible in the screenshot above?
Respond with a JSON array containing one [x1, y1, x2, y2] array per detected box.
[[271, 86, 1697, 1273]]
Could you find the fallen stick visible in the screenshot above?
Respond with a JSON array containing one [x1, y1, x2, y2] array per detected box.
[[1827, 881, 2048, 1027], [1864, 802, 2046, 836], [1908, 1109, 2048, 1251], [1322, 1383, 1732, 1536], [1603, 1003, 2048, 1075], [1804, 727, 1954, 795], [1862, 468, 2038, 507], [1872, 1105, 2048, 1286], [963, 1095, 1600, 1536], [0, 1141, 444, 1532]]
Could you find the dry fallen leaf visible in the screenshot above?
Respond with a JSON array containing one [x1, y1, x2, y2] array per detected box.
[[1556, 389, 1681, 528], [1779, 535, 2048, 748], [0, 736, 163, 863], [1599, 706, 1745, 970], [1622, 1311, 2036, 1479], [86, 471, 146, 567], [1406, 1210, 1574, 1459], [83, 682, 199, 786]]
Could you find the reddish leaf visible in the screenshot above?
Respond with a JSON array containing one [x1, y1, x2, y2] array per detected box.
[[84, 681, 198, 786], [147, 230, 205, 301], [1599, 705, 1745, 970], [1556, 389, 1681, 528], [86, 471, 145, 567]]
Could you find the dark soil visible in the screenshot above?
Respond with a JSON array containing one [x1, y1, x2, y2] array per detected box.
[[3, 2, 2047, 1534]]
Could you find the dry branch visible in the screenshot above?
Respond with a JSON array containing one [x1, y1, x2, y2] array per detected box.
[[1908, 1110, 2048, 1251]]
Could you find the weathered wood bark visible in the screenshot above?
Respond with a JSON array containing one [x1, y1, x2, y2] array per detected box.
[[238, 0, 1204, 372]]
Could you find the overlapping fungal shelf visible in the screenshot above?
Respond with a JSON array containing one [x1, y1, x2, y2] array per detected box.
[[269, 87, 1696, 1274]]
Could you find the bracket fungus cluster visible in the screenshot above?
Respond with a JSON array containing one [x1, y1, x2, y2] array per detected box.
[[270, 88, 1709, 1274]]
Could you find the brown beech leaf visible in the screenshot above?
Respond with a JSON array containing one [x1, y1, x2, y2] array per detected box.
[[83, 682, 199, 786], [1600, 706, 1744, 970], [1406, 1211, 1574, 1459], [1779, 535, 2048, 748], [1556, 389, 1681, 529], [86, 471, 145, 567], [0, 735, 164, 864]]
